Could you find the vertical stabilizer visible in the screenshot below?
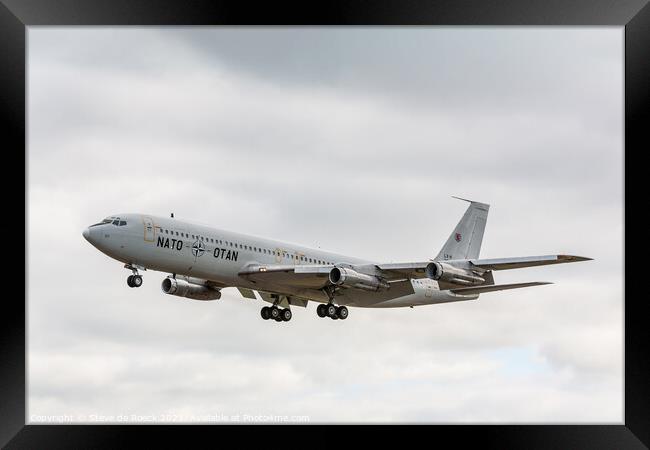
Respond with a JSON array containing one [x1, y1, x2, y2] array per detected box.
[[435, 197, 490, 261]]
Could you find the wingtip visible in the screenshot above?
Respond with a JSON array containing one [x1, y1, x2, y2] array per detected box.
[[558, 255, 593, 262]]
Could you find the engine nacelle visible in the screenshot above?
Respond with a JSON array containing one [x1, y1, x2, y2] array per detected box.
[[425, 262, 485, 286], [329, 267, 389, 291], [161, 277, 222, 301]]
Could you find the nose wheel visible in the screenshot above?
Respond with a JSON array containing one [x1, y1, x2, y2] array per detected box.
[[127, 275, 143, 288], [125, 264, 144, 288]]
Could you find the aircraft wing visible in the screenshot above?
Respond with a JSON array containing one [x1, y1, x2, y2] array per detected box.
[[376, 255, 591, 277], [238, 264, 332, 289], [374, 262, 432, 280], [238, 263, 416, 303], [241, 262, 434, 286], [468, 254, 591, 270]]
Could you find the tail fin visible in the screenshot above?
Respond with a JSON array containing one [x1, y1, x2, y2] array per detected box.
[[435, 197, 490, 261]]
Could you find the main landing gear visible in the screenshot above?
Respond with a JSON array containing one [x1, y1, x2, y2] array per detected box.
[[260, 306, 292, 322], [261, 295, 292, 322], [125, 264, 143, 288], [317, 285, 348, 320], [316, 303, 348, 320]]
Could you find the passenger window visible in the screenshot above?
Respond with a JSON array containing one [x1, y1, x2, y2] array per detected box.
[[119, 221, 126, 226]]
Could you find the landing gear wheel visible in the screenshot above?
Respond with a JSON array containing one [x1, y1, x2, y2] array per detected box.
[[337, 306, 348, 320], [281, 309, 292, 322], [317, 304, 327, 318], [270, 307, 280, 320], [132, 275, 143, 288], [261, 307, 271, 320], [127, 275, 134, 287], [326, 304, 337, 318]]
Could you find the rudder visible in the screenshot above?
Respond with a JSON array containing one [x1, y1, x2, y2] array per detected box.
[[435, 197, 489, 261]]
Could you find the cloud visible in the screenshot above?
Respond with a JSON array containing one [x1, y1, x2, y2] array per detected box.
[[27, 27, 622, 423]]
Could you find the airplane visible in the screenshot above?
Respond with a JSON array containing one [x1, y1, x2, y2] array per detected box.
[[82, 197, 591, 323]]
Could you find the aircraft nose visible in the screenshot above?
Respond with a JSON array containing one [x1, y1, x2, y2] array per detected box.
[[82, 227, 90, 241]]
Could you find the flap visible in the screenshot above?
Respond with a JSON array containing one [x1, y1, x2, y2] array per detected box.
[[375, 262, 431, 280], [239, 264, 332, 289], [258, 291, 309, 308], [237, 287, 257, 299]]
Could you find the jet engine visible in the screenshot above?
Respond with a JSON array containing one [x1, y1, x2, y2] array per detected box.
[[161, 277, 222, 301], [329, 267, 389, 291], [425, 262, 485, 286]]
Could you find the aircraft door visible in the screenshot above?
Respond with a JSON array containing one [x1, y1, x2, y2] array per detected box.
[[425, 284, 433, 297], [143, 216, 155, 242]]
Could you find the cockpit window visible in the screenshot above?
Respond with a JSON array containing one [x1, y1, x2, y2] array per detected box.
[[89, 218, 113, 228], [90, 216, 127, 227]]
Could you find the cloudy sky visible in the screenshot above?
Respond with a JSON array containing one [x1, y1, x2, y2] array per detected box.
[[27, 27, 622, 423]]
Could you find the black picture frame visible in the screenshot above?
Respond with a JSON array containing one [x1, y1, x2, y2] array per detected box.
[[3, 0, 646, 447]]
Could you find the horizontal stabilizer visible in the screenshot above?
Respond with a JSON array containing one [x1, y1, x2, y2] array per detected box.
[[450, 281, 552, 295], [470, 254, 592, 271]]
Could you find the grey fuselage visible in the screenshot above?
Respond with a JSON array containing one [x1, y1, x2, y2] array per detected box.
[[83, 213, 477, 308]]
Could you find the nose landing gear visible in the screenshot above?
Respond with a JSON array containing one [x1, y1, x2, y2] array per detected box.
[[127, 275, 143, 288], [125, 264, 144, 288]]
